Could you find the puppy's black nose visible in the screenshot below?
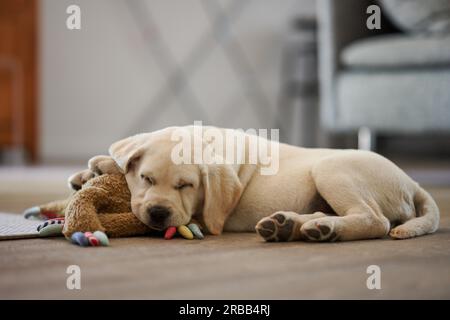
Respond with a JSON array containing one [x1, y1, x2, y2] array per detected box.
[[148, 205, 171, 224]]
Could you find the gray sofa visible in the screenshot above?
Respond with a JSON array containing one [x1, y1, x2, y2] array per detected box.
[[317, 0, 450, 149]]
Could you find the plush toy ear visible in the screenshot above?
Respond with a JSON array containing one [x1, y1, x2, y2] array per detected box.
[[108, 134, 150, 173], [200, 164, 243, 235]]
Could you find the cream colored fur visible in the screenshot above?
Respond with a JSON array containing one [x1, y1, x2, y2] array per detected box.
[[69, 126, 440, 242]]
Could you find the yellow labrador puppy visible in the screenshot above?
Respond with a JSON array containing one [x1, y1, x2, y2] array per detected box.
[[69, 126, 439, 242]]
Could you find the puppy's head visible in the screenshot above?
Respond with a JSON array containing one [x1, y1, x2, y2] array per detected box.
[[109, 128, 242, 234]]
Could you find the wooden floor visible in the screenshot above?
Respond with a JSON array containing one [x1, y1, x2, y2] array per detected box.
[[0, 167, 449, 299]]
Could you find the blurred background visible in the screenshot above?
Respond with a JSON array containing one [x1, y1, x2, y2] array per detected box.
[[1, 0, 450, 212]]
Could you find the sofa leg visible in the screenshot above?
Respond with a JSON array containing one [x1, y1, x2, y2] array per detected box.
[[358, 126, 375, 151]]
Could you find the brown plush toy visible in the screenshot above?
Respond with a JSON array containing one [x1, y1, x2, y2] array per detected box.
[[24, 154, 205, 245], [24, 173, 151, 239]]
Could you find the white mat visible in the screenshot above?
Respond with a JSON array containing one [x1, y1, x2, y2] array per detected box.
[[0, 212, 40, 240]]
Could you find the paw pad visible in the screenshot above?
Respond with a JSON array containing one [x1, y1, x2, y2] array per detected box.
[[256, 212, 296, 242], [302, 221, 339, 242]]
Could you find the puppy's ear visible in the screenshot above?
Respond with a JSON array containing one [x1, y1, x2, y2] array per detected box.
[[109, 134, 150, 173], [200, 164, 243, 235]]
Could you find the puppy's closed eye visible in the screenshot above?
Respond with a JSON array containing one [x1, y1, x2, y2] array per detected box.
[[175, 183, 193, 190], [141, 174, 155, 186]]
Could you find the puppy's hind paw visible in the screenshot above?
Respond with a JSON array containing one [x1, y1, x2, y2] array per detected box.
[[301, 219, 339, 242], [255, 212, 298, 242]]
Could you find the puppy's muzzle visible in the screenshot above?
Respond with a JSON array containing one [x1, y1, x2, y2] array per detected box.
[[147, 205, 171, 229]]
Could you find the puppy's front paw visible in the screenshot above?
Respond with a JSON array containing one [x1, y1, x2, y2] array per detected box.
[[67, 169, 95, 191], [255, 212, 298, 242], [301, 219, 339, 242], [88, 155, 121, 175], [389, 226, 416, 239]]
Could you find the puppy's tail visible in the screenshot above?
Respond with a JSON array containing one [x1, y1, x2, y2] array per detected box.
[[390, 186, 440, 239]]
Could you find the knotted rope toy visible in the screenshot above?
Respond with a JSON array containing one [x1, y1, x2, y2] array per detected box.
[[25, 172, 205, 247], [32, 215, 205, 247]]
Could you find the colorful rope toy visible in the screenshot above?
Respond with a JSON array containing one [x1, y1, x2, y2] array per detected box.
[[71, 231, 109, 247], [25, 206, 65, 220], [164, 223, 204, 240], [36, 217, 204, 247]]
